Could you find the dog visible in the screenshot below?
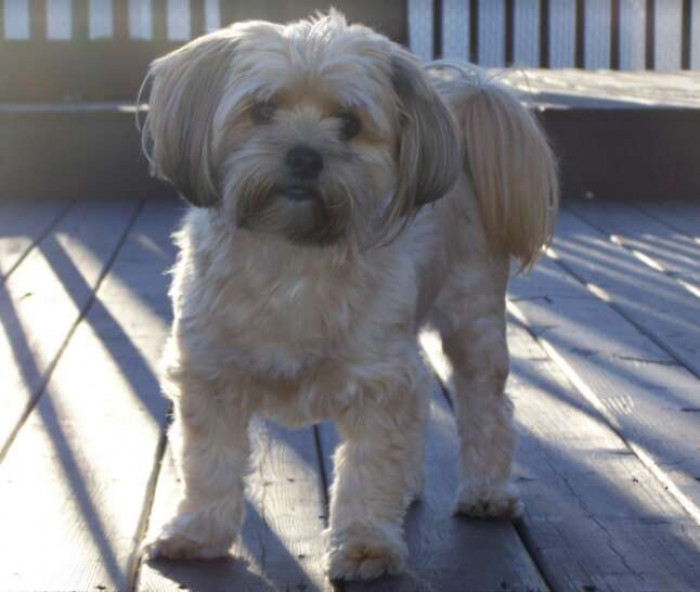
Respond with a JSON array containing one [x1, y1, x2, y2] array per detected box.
[[141, 11, 558, 581]]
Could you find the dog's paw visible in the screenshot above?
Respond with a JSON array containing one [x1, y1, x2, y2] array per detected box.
[[144, 532, 231, 560], [143, 514, 236, 560], [454, 481, 523, 519], [326, 523, 407, 581]]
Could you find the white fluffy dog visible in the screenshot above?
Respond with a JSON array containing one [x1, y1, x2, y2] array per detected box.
[[141, 11, 558, 581]]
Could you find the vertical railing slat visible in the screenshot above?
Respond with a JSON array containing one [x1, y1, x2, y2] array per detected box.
[[47, 0, 71, 39], [204, 0, 219, 33], [408, 0, 434, 60], [549, 0, 575, 67], [31, 0, 48, 39], [152, 0, 166, 40], [72, 0, 88, 40], [619, 0, 645, 69], [514, 0, 540, 67], [88, 0, 111, 39], [655, 0, 682, 71], [190, 0, 204, 38], [442, 0, 469, 60], [692, 0, 700, 68], [128, 0, 152, 40], [584, 0, 611, 69], [167, 0, 190, 40], [478, 0, 505, 66]]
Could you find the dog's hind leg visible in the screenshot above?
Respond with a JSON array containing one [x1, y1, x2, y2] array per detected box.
[[431, 252, 523, 520], [144, 371, 251, 560], [325, 350, 430, 581]]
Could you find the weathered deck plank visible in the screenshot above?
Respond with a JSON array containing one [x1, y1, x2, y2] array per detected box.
[[567, 200, 700, 296], [0, 199, 178, 591], [509, 257, 700, 523], [550, 209, 700, 376], [637, 202, 700, 243], [0, 199, 142, 457], [0, 197, 72, 282], [318, 387, 549, 592], [507, 321, 700, 592], [422, 319, 700, 592], [138, 421, 333, 592]]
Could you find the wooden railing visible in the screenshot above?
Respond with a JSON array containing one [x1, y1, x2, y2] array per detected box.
[[0, 0, 405, 102], [410, 0, 700, 70], [1, 0, 698, 102]]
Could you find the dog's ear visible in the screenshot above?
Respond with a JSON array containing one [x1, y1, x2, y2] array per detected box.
[[388, 49, 460, 222], [141, 32, 237, 207]]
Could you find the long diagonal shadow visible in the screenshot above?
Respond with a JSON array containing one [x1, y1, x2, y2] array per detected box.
[[0, 281, 126, 587], [76, 200, 182, 327], [0, 285, 44, 458], [0, 200, 172, 588], [37, 234, 167, 423]]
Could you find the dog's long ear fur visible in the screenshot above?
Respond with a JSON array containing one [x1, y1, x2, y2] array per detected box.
[[141, 31, 237, 207], [387, 49, 461, 223]]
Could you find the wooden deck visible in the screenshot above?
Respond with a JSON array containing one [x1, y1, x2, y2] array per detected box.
[[1, 196, 699, 592]]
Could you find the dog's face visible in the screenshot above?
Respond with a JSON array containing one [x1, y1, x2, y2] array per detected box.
[[143, 12, 460, 246]]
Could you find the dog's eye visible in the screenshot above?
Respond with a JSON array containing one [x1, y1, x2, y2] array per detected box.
[[338, 112, 361, 140], [251, 100, 276, 124]]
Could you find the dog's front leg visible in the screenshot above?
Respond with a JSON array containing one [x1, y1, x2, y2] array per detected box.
[[325, 363, 430, 581], [145, 375, 251, 560]]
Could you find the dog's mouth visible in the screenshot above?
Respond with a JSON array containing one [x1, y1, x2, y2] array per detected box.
[[237, 182, 348, 247], [278, 183, 320, 203]]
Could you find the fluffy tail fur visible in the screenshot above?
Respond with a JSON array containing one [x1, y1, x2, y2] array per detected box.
[[429, 63, 559, 272]]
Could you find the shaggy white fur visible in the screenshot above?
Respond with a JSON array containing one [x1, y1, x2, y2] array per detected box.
[[141, 11, 558, 581]]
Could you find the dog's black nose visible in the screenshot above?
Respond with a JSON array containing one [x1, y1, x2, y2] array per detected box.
[[285, 146, 323, 179]]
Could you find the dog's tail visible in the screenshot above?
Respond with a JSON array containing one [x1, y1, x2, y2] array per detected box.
[[429, 63, 559, 272]]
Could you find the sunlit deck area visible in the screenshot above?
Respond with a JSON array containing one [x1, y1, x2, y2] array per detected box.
[[0, 196, 699, 592]]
